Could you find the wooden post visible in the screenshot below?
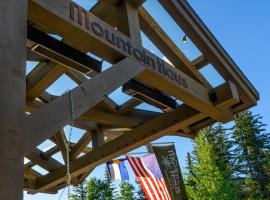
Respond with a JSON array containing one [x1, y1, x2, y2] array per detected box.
[[0, 0, 27, 199]]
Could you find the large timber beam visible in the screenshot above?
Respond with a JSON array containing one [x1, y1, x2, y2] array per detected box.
[[28, 0, 237, 124], [26, 80, 238, 192], [24, 58, 145, 154], [138, 7, 211, 88], [52, 130, 68, 163], [93, 1, 209, 87], [26, 61, 66, 100], [157, 0, 259, 105], [27, 25, 102, 75], [0, 0, 27, 199], [80, 109, 157, 128], [25, 149, 63, 172]]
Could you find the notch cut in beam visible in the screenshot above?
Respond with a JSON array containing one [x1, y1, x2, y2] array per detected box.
[[123, 79, 177, 112], [27, 25, 102, 75]]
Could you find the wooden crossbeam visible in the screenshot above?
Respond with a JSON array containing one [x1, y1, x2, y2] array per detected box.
[[25, 149, 62, 172], [28, 0, 236, 124], [52, 130, 67, 163], [31, 104, 203, 192], [157, 0, 259, 105], [138, 7, 212, 88], [126, 0, 146, 9], [123, 79, 177, 111], [93, 1, 210, 88], [26, 80, 238, 192], [24, 58, 145, 154], [28, 25, 102, 75], [117, 98, 142, 114], [26, 61, 66, 100], [192, 55, 209, 70], [81, 109, 155, 128], [70, 132, 92, 160]]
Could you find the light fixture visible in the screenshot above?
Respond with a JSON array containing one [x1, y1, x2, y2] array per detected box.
[[27, 25, 102, 75], [182, 34, 187, 44], [122, 80, 177, 112]]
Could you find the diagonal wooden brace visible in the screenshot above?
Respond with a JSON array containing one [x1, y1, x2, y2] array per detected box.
[[23, 58, 145, 154]]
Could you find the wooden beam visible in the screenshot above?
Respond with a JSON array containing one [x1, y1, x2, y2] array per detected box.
[[52, 130, 68, 163], [126, 0, 146, 9], [70, 132, 92, 160], [117, 98, 142, 114], [157, 0, 259, 105], [25, 149, 62, 172], [32, 104, 203, 192], [28, 0, 236, 123], [24, 168, 42, 180], [117, 0, 142, 45], [92, 129, 105, 148], [26, 61, 66, 100], [80, 109, 151, 128], [28, 25, 102, 75], [191, 55, 209, 70], [30, 81, 239, 192], [0, 0, 27, 199], [24, 58, 145, 154], [123, 79, 177, 111], [138, 7, 211, 88], [27, 49, 47, 62]]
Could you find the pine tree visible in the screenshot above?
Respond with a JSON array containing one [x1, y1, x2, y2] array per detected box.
[[70, 181, 87, 200], [232, 111, 270, 199], [118, 181, 136, 200], [185, 127, 238, 200], [185, 152, 197, 197], [86, 175, 115, 200], [103, 168, 116, 199]]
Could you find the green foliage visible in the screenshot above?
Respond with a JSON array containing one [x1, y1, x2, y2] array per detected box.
[[232, 111, 270, 199], [80, 168, 116, 200], [118, 181, 136, 200], [185, 127, 238, 200], [70, 181, 87, 200]]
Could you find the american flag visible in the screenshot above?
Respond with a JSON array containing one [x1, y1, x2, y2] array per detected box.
[[126, 154, 171, 200]]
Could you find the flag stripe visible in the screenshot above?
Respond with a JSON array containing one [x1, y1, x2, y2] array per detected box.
[[127, 155, 171, 200], [138, 158, 165, 200], [128, 157, 155, 200], [129, 157, 154, 200], [133, 157, 161, 200], [161, 179, 171, 200], [157, 179, 169, 200], [111, 163, 121, 180]]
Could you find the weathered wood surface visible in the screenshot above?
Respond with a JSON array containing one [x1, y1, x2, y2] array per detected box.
[[19, 0, 259, 194], [0, 0, 27, 199], [24, 58, 145, 154]]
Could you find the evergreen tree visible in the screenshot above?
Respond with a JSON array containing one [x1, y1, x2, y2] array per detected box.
[[86, 169, 115, 200], [185, 127, 238, 200], [185, 152, 197, 196], [135, 180, 147, 200], [232, 111, 270, 199], [103, 168, 117, 199], [70, 181, 87, 200], [118, 181, 136, 200]]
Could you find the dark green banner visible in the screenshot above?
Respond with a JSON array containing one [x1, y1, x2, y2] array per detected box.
[[152, 144, 188, 200]]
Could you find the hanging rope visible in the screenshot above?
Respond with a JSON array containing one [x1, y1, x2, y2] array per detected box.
[[63, 90, 75, 200]]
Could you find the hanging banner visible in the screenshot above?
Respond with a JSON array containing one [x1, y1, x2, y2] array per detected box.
[[152, 144, 188, 200]]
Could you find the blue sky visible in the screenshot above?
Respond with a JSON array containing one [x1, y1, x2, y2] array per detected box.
[[24, 0, 270, 199]]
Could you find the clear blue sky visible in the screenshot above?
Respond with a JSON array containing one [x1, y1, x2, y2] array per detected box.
[[24, 0, 270, 199]]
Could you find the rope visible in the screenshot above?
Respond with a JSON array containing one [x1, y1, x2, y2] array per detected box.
[[63, 90, 75, 200]]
